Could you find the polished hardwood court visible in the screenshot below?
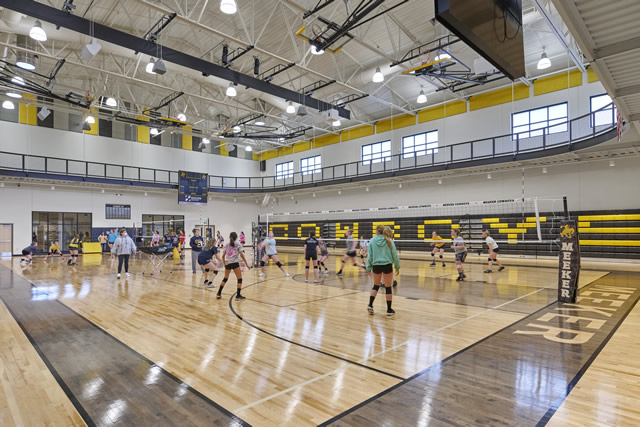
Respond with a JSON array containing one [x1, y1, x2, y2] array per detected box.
[[0, 252, 637, 426]]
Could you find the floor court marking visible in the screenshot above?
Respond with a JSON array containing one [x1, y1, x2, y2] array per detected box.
[[231, 285, 550, 413]]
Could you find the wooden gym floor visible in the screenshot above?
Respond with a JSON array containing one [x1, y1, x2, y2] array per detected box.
[[0, 251, 638, 426]]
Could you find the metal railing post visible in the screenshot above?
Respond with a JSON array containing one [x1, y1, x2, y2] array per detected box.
[[22, 154, 25, 171], [492, 138, 496, 157], [44, 157, 47, 173]]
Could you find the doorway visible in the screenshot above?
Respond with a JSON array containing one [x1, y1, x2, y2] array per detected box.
[[0, 224, 12, 257]]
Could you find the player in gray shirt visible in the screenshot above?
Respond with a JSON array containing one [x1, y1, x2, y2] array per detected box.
[[451, 228, 467, 281], [337, 229, 365, 276]]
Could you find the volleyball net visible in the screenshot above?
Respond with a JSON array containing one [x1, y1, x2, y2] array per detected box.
[[257, 196, 569, 257]]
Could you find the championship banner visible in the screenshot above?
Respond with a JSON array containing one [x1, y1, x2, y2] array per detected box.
[[558, 220, 581, 303]]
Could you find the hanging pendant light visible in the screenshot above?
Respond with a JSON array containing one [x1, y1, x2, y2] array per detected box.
[[537, 51, 551, 70], [11, 76, 25, 85], [220, 0, 237, 14], [2, 100, 15, 110], [417, 89, 427, 104], [29, 20, 47, 42], [286, 101, 295, 114], [105, 97, 117, 107], [372, 67, 384, 83], [226, 83, 237, 97], [146, 58, 156, 74]]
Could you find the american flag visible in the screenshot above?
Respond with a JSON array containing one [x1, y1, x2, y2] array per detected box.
[[617, 110, 623, 141]]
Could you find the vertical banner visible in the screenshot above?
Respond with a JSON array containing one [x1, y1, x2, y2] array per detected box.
[[558, 220, 581, 302]]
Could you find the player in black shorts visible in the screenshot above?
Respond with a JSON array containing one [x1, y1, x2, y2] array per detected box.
[[337, 229, 364, 276], [304, 232, 320, 283], [318, 238, 329, 274], [198, 239, 220, 288]]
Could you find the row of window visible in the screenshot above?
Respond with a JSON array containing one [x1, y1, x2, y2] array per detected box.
[[275, 94, 614, 179]]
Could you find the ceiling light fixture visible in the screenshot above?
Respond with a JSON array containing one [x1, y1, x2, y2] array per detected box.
[[245, 145, 252, 152], [86, 115, 95, 124], [146, 58, 156, 74], [2, 100, 14, 110], [332, 119, 341, 127], [438, 179, 442, 184], [338, 190, 342, 195], [220, 0, 237, 14], [365, 187, 369, 192], [417, 89, 427, 104], [286, 101, 296, 114], [150, 128, 159, 135], [29, 20, 47, 42], [542, 167, 547, 174], [537, 51, 551, 70], [255, 120, 265, 126], [51, 186, 55, 191], [11, 76, 25, 85], [226, 83, 237, 97], [310, 45, 324, 55], [105, 97, 117, 107], [16, 52, 37, 71], [144, 192, 148, 196], [312, 193, 316, 197], [435, 51, 452, 61], [487, 173, 492, 180], [297, 105, 308, 116], [609, 159, 615, 167], [202, 137, 210, 144], [6, 91, 21, 99], [177, 113, 187, 121], [399, 183, 403, 189], [233, 125, 241, 133], [372, 67, 384, 83]]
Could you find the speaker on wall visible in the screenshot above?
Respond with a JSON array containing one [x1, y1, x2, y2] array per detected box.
[[260, 160, 266, 172]]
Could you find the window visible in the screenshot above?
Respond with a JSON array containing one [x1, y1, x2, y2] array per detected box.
[[32, 211, 92, 251], [402, 130, 438, 158], [141, 214, 185, 244], [590, 94, 616, 127], [300, 155, 321, 175], [512, 102, 568, 139], [275, 161, 294, 180], [361, 140, 391, 165]]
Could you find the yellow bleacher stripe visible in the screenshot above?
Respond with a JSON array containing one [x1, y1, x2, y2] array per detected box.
[[526, 217, 546, 222], [452, 224, 460, 229], [580, 240, 640, 247], [497, 229, 527, 233], [423, 219, 452, 224], [482, 218, 500, 223], [579, 228, 640, 233], [578, 222, 590, 227], [507, 234, 518, 239], [578, 214, 640, 221], [516, 223, 537, 228], [490, 223, 508, 228], [300, 224, 316, 227]]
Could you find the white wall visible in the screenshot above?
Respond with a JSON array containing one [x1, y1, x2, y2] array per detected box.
[[261, 156, 640, 216], [264, 77, 607, 175], [0, 122, 259, 178], [1, 184, 259, 254]]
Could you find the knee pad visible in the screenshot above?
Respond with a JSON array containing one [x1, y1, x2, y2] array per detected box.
[[439, 255, 443, 259], [213, 270, 218, 275], [237, 279, 242, 284], [372, 285, 380, 292], [488, 257, 492, 262], [276, 261, 283, 268], [260, 261, 265, 267], [305, 266, 309, 269], [222, 278, 228, 284], [205, 268, 210, 272], [313, 266, 318, 269], [385, 286, 393, 294]]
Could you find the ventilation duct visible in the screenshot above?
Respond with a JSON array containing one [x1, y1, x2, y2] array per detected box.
[[15, 34, 37, 70]]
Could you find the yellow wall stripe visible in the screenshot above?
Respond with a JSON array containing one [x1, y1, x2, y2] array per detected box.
[[278, 146, 294, 156], [182, 126, 192, 150], [376, 114, 416, 133], [136, 116, 150, 144], [19, 104, 38, 126], [587, 67, 599, 83], [534, 70, 582, 96], [313, 134, 340, 148], [418, 100, 467, 123], [294, 141, 311, 152], [469, 84, 529, 111], [579, 228, 640, 233], [578, 214, 640, 221], [341, 125, 375, 142]]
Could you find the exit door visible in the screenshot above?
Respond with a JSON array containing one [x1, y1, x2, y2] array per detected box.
[[0, 224, 12, 257]]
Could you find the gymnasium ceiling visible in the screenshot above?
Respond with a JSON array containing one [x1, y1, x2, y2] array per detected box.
[[0, 0, 594, 152]]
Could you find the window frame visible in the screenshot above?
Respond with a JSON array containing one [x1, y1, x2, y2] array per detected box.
[[275, 160, 294, 180], [402, 129, 439, 159], [589, 93, 616, 128], [300, 155, 321, 176], [511, 102, 568, 140], [361, 140, 391, 166]]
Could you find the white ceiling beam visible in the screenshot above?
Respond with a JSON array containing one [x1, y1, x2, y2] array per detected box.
[[593, 36, 640, 61], [614, 84, 640, 99]]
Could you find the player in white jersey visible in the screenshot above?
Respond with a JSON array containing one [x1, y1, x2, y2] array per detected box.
[[359, 236, 369, 261], [482, 230, 505, 273], [337, 229, 365, 276]]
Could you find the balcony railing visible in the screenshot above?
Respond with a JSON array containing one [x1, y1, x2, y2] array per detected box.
[[0, 103, 619, 192]]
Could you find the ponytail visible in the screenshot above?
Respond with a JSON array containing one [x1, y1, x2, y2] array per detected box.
[[383, 226, 393, 249], [229, 232, 237, 247]]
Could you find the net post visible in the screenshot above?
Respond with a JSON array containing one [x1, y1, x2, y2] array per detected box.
[[563, 196, 569, 219]]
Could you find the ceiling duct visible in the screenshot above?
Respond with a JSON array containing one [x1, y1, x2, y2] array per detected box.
[[15, 34, 37, 70]]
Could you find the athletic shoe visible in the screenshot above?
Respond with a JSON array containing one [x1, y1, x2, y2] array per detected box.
[[305, 279, 308, 283], [235, 294, 246, 300], [216, 294, 222, 299], [206, 282, 216, 288], [498, 266, 505, 272], [259, 272, 264, 277], [386, 309, 395, 317], [337, 272, 343, 277], [456, 276, 464, 281], [117, 273, 121, 279], [126, 273, 130, 277], [462, 273, 467, 278], [484, 270, 492, 273], [367, 306, 374, 315], [324, 270, 329, 274], [314, 280, 319, 284], [442, 263, 446, 267], [285, 272, 290, 277], [429, 262, 436, 267]]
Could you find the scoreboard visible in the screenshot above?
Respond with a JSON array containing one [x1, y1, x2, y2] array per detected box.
[[178, 171, 208, 205]]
